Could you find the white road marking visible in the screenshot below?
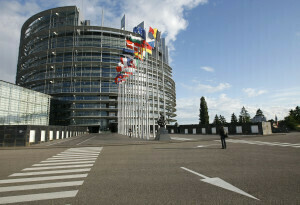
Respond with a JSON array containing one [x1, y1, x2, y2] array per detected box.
[[0, 190, 78, 204], [9, 168, 91, 177], [0, 181, 84, 192], [76, 136, 97, 145], [181, 167, 259, 200], [33, 161, 96, 166], [0, 174, 88, 184], [48, 156, 98, 159], [224, 139, 299, 148], [61, 150, 101, 154], [196, 144, 220, 148], [23, 164, 93, 171], [171, 137, 194, 141], [56, 153, 99, 157], [41, 158, 96, 163]]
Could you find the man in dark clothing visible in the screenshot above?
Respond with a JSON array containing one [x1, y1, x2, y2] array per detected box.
[[219, 126, 227, 149]]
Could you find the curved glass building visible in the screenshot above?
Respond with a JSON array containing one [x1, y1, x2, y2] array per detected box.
[[16, 6, 176, 132]]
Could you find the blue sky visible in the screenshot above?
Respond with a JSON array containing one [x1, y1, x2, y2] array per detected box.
[[0, 0, 299, 124]]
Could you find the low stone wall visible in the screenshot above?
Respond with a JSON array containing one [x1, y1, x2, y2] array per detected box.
[[167, 122, 272, 135], [0, 125, 88, 147]]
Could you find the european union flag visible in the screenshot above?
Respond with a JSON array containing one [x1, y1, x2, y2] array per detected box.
[[133, 26, 146, 40]]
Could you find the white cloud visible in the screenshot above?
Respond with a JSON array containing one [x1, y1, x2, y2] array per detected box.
[[0, 0, 207, 83], [201, 66, 214, 72], [181, 81, 231, 93], [243, 88, 267, 97], [176, 93, 292, 125]]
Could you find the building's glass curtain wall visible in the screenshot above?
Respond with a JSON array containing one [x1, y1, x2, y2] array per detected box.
[[0, 81, 50, 125], [16, 6, 176, 131]]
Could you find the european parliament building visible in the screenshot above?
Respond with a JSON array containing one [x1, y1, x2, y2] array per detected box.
[[16, 6, 176, 133]]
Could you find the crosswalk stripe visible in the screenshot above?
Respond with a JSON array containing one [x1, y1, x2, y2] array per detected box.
[[0, 190, 78, 204], [9, 168, 91, 177], [33, 161, 96, 166], [55, 154, 99, 157], [0, 174, 88, 184], [48, 156, 98, 159], [61, 150, 100, 154], [0, 181, 84, 192], [42, 158, 97, 163], [23, 164, 93, 171]]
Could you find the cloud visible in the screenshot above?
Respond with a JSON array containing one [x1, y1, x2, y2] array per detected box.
[[0, 0, 207, 83], [243, 88, 267, 97], [201, 66, 214, 72], [296, 32, 300, 37], [181, 81, 231, 93], [176, 93, 292, 125]]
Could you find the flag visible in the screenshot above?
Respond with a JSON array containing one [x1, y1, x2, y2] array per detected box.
[[120, 57, 135, 67], [126, 40, 137, 51], [114, 74, 125, 84], [133, 26, 146, 40], [148, 27, 155, 39], [142, 40, 153, 54], [130, 35, 142, 44], [123, 48, 134, 55], [147, 40, 155, 49], [153, 28, 158, 39]]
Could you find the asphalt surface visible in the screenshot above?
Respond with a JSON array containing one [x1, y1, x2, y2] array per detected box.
[[0, 132, 299, 204]]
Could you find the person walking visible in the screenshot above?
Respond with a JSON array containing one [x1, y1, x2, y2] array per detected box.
[[219, 126, 227, 149]]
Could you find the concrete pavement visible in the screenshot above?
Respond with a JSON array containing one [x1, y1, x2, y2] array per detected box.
[[0, 132, 299, 204]]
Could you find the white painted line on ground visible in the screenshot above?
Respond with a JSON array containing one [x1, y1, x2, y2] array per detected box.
[[62, 150, 101, 154], [33, 160, 96, 166], [48, 156, 98, 159], [0, 174, 87, 184], [171, 137, 194, 141], [73, 147, 102, 151], [55, 153, 99, 157], [41, 158, 96, 163], [9, 168, 91, 177], [76, 136, 97, 145], [23, 164, 93, 171], [0, 181, 84, 192], [180, 167, 259, 200], [0, 190, 78, 204], [196, 144, 220, 148]]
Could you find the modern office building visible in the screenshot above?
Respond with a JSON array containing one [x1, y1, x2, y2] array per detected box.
[[16, 6, 176, 132], [0, 80, 50, 125]]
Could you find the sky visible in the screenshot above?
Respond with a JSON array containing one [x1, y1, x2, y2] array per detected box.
[[0, 0, 299, 124]]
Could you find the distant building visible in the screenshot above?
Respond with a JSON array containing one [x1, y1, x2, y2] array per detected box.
[[251, 115, 267, 123], [0, 80, 51, 125], [16, 6, 176, 132]]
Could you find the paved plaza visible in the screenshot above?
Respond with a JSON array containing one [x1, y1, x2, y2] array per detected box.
[[0, 132, 299, 204]]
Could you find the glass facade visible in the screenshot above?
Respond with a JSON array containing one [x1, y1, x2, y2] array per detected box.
[[0, 81, 50, 125], [16, 6, 176, 130]]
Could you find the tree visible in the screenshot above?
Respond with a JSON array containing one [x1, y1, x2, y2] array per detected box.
[[199, 96, 209, 125], [284, 106, 300, 130], [239, 106, 250, 123], [213, 114, 220, 125], [231, 113, 238, 124], [255, 108, 264, 117], [219, 115, 227, 124]]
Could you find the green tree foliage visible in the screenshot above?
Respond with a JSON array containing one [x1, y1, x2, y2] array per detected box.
[[239, 106, 251, 123], [284, 106, 300, 130], [219, 115, 227, 124], [231, 113, 238, 124], [213, 114, 220, 125], [199, 96, 209, 125], [255, 108, 264, 117]]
